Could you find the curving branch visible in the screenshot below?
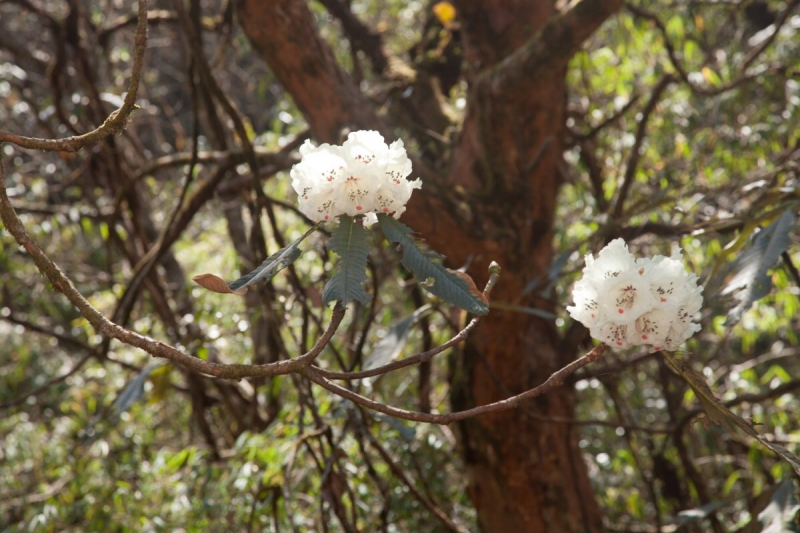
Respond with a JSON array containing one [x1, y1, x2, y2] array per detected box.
[[314, 264, 501, 381], [0, 0, 149, 152], [303, 343, 607, 425], [626, 1, 799, 97], [481, 0, 624, 94], [0, 156, 347, 379], [612, 74, 675, 219]]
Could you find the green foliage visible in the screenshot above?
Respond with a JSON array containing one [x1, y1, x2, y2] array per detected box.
[[378, 214, 489, 315], [721, 209, 797, 324], [323, 215, 372, 305], [757, 479, 800, 533], [363, 305, 430, 371], [663, 351, 800, 475], [2, 0, 800, 531]]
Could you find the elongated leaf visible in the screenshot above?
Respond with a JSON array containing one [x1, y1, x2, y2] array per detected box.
[[323, 215, 371, 305], [193, 225, 317, 295], [722, 210, 795, 324], [663, 351, 800, 475], [363, 305, 432, 371], [378, 214, 489, 315], [108, 363, 160, 419], [667, 501, 727, 527], [758, 479, 800, 533]]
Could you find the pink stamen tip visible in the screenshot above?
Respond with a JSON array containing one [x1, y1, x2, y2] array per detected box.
[[356, 206, 362, 211], [654, 347, 660, 351], [661, 298, 667, 302], [616, 341, 623, 346], [591, 314, 595, 318], [618, 309, 624, 314], [641, 334, 648, 340], [324, 215, 329, 220]]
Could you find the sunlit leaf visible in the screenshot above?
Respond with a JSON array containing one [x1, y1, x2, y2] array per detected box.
[[722, 210, 796, 324], [433, 1, 456, 28], [663, 351, 800, 475], [757, 478, 800, 533], [666, 501, 726, 527]]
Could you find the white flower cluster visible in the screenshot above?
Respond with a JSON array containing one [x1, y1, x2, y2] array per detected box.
[[290, 130, 422, 226], [567, 239, 703, 351]]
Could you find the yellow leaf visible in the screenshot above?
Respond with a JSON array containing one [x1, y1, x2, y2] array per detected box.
[[702, 66, 720, 86], [433, 2, 456, 28], [694, 15, 704, 32]]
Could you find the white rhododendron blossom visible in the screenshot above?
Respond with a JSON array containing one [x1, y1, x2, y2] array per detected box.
[[290, 130, 422, 226], [567, 239, 703, 351]]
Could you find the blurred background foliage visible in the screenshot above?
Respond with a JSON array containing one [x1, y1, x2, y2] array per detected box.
[[1, 0, 799, 531]]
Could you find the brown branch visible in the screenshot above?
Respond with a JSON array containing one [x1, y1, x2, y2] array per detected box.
[[572, 93, 642, 142], [237, 0, 382, 142], [0, 0, 148, 152], [98, 9, 219, 46], [483, 0, 624, 93], [626, 2, 796, 97], [739, 0, 800, 72], [314, 264, 501, 380], [360, 414, 470, 533], [612, 74, 675, 219], [315, 0, 411, 81], [302, 344, 607, 424], [0, 157, 346, 379]]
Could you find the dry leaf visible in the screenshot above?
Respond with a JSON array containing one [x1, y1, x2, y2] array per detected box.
[[448, 269, 489, 305], [192, 273, 247, 295]]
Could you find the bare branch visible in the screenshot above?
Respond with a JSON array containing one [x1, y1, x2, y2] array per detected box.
[[314, 264, 501, 380], [482, 0, 624, 94], [626, 2, 798, 96], [303, 344, 607, 424], [612, 74, 675, 219], [0, 0, 149, 152], [0, 159, 346, 379]]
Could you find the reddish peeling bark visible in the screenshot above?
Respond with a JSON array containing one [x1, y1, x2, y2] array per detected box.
[[237, 0, 621, 530], [237, 0, 378, 142]]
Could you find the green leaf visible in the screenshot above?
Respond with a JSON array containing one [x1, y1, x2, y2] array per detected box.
[[666, 16, 685, 40], [323, 215, 371, 305], [666, 501, 726, 527], [722, 210, 796, 324], [663, 351, 800, 475], [108, 363, 161, 419], [363, 305, 432, 371], [758, 479, 800, 533], [378, 214, 489, 315], [193, 224, 318, 295]]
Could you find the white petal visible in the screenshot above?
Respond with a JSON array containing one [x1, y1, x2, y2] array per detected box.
[[597, 272, 657, 323], [590, 321, 632, 349], [567, 279, 601, 327]]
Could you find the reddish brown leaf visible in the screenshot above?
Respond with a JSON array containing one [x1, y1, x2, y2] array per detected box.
[[447, 269, 489, 305], [192, 273, 248, 295]]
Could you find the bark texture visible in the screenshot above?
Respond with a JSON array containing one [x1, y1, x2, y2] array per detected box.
[[237, 0, 622, 530]]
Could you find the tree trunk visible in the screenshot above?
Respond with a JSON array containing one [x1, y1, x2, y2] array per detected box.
[[237, 0, 621, 530]]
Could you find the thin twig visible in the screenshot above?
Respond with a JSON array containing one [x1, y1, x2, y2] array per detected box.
[[302, 344, 607, 424], [0, 0, 149, 151], [0, 157, 346, 379], [612, 74, 674, 219], [313, 264, 501, 380]]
